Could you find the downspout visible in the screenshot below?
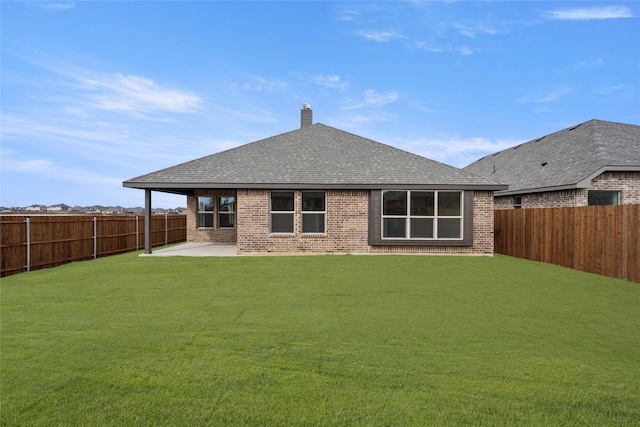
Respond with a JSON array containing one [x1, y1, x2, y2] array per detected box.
[[145, 189, 152, 254]]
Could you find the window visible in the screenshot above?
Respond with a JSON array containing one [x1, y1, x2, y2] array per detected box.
[[302, 192, 325, 233], [588, 191, 619, 206], [271, 191, 294, 233], [218, 197, 235, 228], [381, 190, 463, 240], [514, 196, 522, 209], [197, 197, 214, 228]]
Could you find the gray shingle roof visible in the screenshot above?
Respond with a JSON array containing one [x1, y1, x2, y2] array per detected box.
[[124, 123, 505, 193], [463, 119, 640, 195]]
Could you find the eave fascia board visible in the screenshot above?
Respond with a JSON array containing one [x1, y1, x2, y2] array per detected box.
[[495, 165, 640, 196], [123, 182, 508, 191], [576, 165, 640, 188]]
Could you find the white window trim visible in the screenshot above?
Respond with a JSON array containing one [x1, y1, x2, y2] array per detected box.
[[218, 196, 235, 229], [270, 191, 295, 234], [301, 191, 327, 234], [197, 196, 215, 229], [381, 190, 464, 240]]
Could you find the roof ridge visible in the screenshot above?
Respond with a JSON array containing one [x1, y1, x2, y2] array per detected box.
[[588, 120, 613, 167]]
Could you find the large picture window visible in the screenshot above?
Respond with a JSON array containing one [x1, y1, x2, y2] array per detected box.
[[302, 192, 325, 233], [271, 191, 294, 233], [197, 196, 214, 228], [218, 197, 235, 228], [382, 190, 463, 240]]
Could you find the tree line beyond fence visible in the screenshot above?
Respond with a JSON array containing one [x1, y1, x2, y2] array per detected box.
[[494, 205, 639, 283], [1, 215, 186, 277]]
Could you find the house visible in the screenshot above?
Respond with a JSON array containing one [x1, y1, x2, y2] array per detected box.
[[46, 204, 71, 213], [464, 119, 640, 209], [123, 105, 506, 255]]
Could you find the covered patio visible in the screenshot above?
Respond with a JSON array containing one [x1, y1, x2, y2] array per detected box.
[[141, 242, 237, 257]]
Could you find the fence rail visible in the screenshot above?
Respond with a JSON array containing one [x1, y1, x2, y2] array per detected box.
[[1, 215, 186, 277], [494, 205, 639, 283]]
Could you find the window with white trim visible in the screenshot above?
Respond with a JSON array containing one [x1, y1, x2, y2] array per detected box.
[[381, 190, 463, 240], [271, 191, 294, 233], [302, 192, 325, 233], [514, 196, 522, 209], [197, 197, 214, 228], [218, 197, 235, 228]]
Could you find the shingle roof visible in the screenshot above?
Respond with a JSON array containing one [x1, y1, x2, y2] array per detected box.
[[124, 123, 505, 193], [463, 119, 640, 196]]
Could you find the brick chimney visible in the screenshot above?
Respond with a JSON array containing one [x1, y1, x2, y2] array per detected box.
[[301, 103, 312, 128]]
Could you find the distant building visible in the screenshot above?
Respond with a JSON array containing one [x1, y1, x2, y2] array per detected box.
[[46, 204, 71, 212]]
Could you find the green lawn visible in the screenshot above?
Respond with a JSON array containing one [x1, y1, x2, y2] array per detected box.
[[2, 252, 639, 426]]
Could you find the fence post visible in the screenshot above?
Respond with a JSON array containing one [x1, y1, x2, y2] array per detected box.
[[135, 215, 139, 251], [93, 217, 97, 259], [165, 214, 168, 245], [24, 217, 30, 272]]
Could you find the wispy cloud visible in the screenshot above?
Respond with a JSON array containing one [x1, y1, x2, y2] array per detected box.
[[415, 41, 442, 53], [336, 8, 359, 22], [1, 113, 129, 143], [239, 76, 287, 93], [544, 6, 634, 20], [363, 89, 398, 107], [2, 156, 121, 186], [313, 74, 349, 90], [41, 2, 76, 10], [594, 84, 627, 95], [576, 59, 605, 68], [397, 136, 520, 168], [343, 89, 399, 110], [517, 88, 570, 104], [457, 46, 475, 56], [358, 30, 405, 42], [453, 23, 498, 38], [78, 73, 202, 114]]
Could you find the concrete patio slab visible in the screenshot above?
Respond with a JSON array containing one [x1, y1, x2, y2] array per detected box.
[[140, 242, 238, 257]]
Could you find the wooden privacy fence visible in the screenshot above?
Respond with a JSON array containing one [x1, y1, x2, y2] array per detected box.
[[1, 215, 186, 277], [495, 205, 639, 283]]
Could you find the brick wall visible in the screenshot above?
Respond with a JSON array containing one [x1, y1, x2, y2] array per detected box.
[[186, 190, 237, 243], [236, 189, 370, 254], [592, 171, 640, 204], [495, 171, 640, 209], [236, 189, 494, 255]]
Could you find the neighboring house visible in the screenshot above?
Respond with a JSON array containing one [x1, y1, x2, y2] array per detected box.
[[46, 204, 71, 212], [124, 106, 506, 255], [103, 206, 125, 214], [464, 119, 640, 209], [25, 205, 45, 212]]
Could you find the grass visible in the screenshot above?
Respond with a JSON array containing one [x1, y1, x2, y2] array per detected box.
[[1, 252, 639, 426]]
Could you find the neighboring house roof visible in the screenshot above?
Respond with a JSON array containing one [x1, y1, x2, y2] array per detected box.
[[463, 119, 640, 196], [124, 123, 505, 194]]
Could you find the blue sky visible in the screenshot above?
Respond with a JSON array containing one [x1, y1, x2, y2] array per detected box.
[[2, 1, 638, 208]]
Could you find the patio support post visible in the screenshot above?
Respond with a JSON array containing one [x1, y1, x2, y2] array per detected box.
[[144, 189, 152, 254]]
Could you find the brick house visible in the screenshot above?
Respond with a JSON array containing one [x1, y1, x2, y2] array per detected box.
[[464, 119, 640, 209], [124, 106, 505, 255]]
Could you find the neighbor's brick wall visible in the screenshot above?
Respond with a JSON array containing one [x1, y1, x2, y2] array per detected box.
[[236, 189, 494, 255], [495, 171, 640, 209], [591, 171, 640, 204], [186, 190, 237, 243]]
